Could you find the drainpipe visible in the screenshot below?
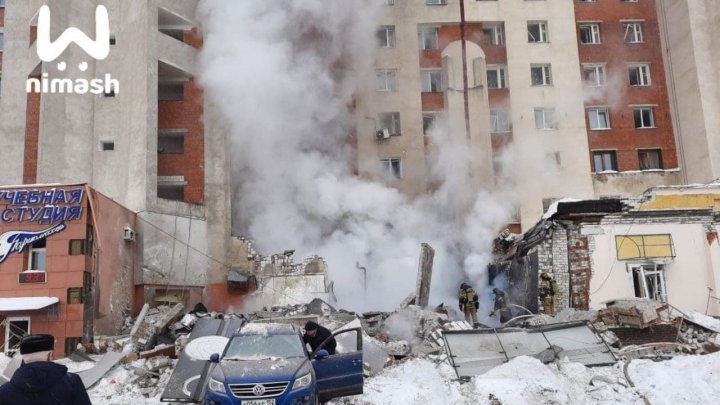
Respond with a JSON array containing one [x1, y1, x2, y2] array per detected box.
[[459, 0, 471, 142]]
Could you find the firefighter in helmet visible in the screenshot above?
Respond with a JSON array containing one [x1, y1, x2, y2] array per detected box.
[[458, 282, 479, 327], [539, 272, 557, 315]]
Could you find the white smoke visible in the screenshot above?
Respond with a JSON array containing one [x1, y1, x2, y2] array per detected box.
[[198, 1, 545, 315]]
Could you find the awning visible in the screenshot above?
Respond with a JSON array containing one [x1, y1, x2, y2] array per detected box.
[[0, 297, 59, 312]]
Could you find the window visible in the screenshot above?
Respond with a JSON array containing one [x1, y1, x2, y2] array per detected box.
[[0, 0, 5, 7], [109, 35, 116, 45], [158, 184, 185, 201], [531, 64, 552, 86], [158, 129, 186, 153], [0, 32, 4, 51], [423, 113, 437, 135], [426, 0, 447, 4], [616, 234, 674, 260], [639, 149, 662, 170], [482, 23, 504, 45], [630, 264, 667, 302], [577, 0, 596, 2], [68, 288, 84, 304], [376, 69, 398, 91], [486, 66, 507, 89], [588, 107, 611, 129], [380, 158, 402, 179], [100, 140, 115, 151], [629, 64, 651, 86], [534, 108, 555, 130], [69, 240, 86, 255], [579, 24, 600, 44], [86, 225, 94, 256], [583, 64, 606, 86], [419, 27, 439, 50], [385, 0, 394, 5], [28, 240, 46, 271], [624, 22, 644, 43], [420, 70, 443, 92], [379, 112, 401, 136], [158, 82, 184, 101], [490, 109, 512, 133], [633, 107, 655, 128], [593, 150, 617, 172], [377, 26, 395, 48], [527, 21, 548, 43]]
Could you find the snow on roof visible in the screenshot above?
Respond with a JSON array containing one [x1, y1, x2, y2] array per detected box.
[[542, 198, 581, 219], [0, 297, 59, 311]]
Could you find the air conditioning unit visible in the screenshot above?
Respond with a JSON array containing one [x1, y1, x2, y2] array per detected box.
[[375, 128, 390, 140], [123, 226, 136, 242]]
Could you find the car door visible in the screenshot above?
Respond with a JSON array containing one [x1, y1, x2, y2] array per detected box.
[[311, 327, 363, 401]]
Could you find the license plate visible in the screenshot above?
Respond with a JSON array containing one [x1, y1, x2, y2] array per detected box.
[[242, 400, 275, 405]]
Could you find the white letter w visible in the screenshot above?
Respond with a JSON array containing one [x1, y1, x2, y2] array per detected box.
[[37, 5, 110, 62]]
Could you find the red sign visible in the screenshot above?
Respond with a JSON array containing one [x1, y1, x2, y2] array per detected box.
[[19, 271, 47, 284]]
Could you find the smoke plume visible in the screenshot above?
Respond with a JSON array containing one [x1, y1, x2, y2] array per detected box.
[[198, 0, 544, 315]]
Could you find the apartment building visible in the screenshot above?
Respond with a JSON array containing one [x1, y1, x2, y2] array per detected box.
[[0, 0, 240, 318], [657, 0, 720, 185], [360, 0, 686, 230]]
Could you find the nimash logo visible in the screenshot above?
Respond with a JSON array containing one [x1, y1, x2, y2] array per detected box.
[[26, 5, 119, 94], [0, 222, 67, 264]]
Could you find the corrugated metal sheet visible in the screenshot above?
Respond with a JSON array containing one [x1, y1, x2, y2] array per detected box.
[[443, 321, 615, 378]]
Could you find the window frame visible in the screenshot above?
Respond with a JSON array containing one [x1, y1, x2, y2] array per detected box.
[[633, 106, 655, 129], [376, 25, 395, 48], [490, 109, 512, 133], [486, 65, 507, 89], [527, 21, 549, 43], [379, 112, 401, 136], [629, 64, 651, 86], [426, 0, 448, 5], [623, 22, 644, 43], [420, 69, 444, 92], [534, 108, 556, 130], [588, 107, 611, 130], [579, 23, 601, 44], [638, 149, 663, 170], [530, 64, 553, 86], [375, 69, 398, 92], [28, 240, 47, 271], [482, 23, 505, 46], [593, 150, 618, 172], [380, 158, 402, 179], [419, 27, 439, 50], [583, 64, 606, 87]]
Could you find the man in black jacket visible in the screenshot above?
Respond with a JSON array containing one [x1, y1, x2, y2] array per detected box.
[[303, 321, 337, 355], [0, 334, 91, 405]]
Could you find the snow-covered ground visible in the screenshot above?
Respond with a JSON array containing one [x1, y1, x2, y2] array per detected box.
[[3, 351, 719, 404], [329, 353, 720, 405]]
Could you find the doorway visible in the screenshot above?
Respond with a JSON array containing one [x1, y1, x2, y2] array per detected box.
[[3, 317, 31, 354]]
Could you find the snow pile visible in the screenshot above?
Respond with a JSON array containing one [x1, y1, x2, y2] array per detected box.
[[87, 359, 173, 405], [630, 353, 720, 405], [331, 353, 720, 405]]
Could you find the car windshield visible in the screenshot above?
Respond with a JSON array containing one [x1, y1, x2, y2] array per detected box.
[[224, 334, 306, 360]]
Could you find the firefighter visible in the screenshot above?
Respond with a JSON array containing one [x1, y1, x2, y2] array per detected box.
[[458, 282, 479, 327], [539, 272, 557, 315], [490, 288, 513, 324]]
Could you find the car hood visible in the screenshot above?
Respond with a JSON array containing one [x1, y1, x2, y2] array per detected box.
[[214, 357, 307, 382]]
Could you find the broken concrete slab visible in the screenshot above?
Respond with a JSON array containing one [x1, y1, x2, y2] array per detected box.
[[132, 303, 185, 351], [683, 311, 720, 333], [68, 349, 96, 363], [399, 293, 416, 309], [414, 243, 435, 308], [307, 298, 337, 316], [76, 351, 126, 388], [130, 303, 150, 337], [600, 298, 667, 328]]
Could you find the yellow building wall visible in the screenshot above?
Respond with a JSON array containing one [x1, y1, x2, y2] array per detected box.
[[639, 194, 720, 212]]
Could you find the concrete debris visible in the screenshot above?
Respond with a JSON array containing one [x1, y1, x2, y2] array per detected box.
[[399, 294, 416, 309], [599, 298, 667, 328], [532, 345, 564, 364], [682, 311, 720, 333], [132, 303, 185, 351]]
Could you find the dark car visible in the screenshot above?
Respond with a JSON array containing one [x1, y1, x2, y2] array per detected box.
[[204, 322, 363, 405]]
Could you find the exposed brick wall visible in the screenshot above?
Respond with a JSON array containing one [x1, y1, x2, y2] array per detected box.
[[567, 226, 591, 310], [611, 324, 678, 346], [157, 78, 205, 204], [23, 84, 41, 184], [576, 0, 678, 171]]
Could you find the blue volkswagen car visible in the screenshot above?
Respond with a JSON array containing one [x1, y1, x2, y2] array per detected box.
[[204, 322, 363, 405]]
